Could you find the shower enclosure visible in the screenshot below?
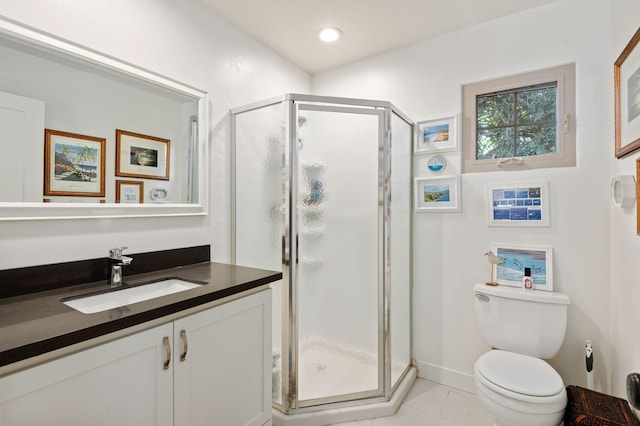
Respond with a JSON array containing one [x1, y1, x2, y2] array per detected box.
[[231, 94, 413, 421]]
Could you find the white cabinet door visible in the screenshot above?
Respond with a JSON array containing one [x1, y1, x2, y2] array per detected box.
[[174, 289, 272, 426], [0, 323, 174, 426]]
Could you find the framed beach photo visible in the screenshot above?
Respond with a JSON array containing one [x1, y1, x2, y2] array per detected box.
[[492, 243, 553, 291], [416, 115, 457, 153], [487, 182, 549, 227], [44, 129, 106, 197], [116, 180, 143, 203], [414, 176, 460, 212], [116, 129, 170, 180], [615, 27, 640, 158]]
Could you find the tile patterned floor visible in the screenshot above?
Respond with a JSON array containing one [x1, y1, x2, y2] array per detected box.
[[331, 378, 494, 426]]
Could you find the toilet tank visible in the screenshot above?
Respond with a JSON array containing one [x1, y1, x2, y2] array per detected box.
[[474, 283, 570, 359]]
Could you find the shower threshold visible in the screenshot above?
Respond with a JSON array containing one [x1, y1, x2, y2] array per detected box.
[[272, 367, 417, 426]]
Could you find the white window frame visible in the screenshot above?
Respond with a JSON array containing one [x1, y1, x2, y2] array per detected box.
[[462, 63, 576, 173]]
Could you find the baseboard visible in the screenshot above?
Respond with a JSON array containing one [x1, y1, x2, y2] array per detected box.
[[415, 360, 476, 394]]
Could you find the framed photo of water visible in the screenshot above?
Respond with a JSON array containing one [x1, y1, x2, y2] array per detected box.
[[487, 182, 549, 227], [414, 176, 460, 212], [116, 129, 170, 180], [415, 115, 458, 153], [44, 129, 106, 197], [492, 243, 553, 291]]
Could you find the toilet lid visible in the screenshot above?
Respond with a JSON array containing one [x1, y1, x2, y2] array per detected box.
[[476, 350, 564, 397]]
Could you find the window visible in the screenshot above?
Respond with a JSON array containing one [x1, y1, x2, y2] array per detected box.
[[462, 64, 576, 173]]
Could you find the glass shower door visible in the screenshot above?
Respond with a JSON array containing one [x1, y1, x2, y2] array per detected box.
[[295, 105, 384, 406]]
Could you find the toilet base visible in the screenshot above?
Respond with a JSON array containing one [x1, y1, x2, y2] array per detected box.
[[477, 389, 564, 426], [475, 375, 566, 426]]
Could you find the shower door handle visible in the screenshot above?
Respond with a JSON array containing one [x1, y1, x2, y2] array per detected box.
[[282, 235, 289, 265], [281, 234, 298, 265]]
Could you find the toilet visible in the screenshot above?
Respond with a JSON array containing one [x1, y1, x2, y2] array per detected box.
[[473, 283, 571, 426]]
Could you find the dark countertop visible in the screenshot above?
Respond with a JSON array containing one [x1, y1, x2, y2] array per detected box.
[[0, 262, 282, 372]]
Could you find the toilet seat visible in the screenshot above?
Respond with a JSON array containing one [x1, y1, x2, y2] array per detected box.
[[475, 350, 566, 404]]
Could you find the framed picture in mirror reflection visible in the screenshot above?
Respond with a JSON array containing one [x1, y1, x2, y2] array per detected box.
[[116, 180, 144, 204], [116, 129, 170, 180], [44, 129, 106, 197]]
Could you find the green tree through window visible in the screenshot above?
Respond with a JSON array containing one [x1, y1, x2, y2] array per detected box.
[[476, 83, 557, 160]]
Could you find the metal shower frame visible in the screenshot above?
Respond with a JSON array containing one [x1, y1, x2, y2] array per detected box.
[[231, 93, 414, 415]]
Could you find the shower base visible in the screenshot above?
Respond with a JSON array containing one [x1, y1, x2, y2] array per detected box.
[[272, 366, 416, 426], [298, 335, 378, 401]]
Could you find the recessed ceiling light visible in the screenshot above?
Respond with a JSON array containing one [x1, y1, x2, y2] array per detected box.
[[318, 27, 342, 43]]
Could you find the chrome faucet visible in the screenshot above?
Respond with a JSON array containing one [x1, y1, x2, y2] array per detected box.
[[108, 247, 133, 287]]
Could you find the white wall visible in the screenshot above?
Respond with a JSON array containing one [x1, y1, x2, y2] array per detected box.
[[609, 0, 640, 406], [0, 0, 310, 269], [313, 0, 616, 394]]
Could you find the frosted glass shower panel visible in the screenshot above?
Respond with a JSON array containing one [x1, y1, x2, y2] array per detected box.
[[389, 112, 412, 388], [233, 102, 285, 405], [234, 103, 285, 271], [296, 107, 382, 402]]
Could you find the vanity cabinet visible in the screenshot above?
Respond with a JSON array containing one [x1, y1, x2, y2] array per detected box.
[[0, 322, 173, 426], [0, 289, 272, 426], [173, 289, 272, 426]]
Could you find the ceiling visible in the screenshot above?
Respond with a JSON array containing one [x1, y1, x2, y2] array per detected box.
[[198, 0, 557, 74]]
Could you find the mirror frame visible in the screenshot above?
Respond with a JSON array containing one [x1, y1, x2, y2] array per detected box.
[[0, 16, 209, 220]]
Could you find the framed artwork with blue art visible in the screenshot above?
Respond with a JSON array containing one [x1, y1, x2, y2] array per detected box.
[[414, 176, 460, 212], [415, 115, 457, 153], [44, 129, 106, 197], [492, 243, 553, 291], [487, 182, 549, 227]]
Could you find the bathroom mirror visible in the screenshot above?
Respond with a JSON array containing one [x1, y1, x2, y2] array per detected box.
[[0, 17, 208, 220]]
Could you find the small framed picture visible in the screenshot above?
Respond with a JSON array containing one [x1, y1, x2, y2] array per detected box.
[[44, 129, 106, 197], [150, 187, 169, 203], [416, 115, 457, 153], [492, 243, 553, 291], [615, 27, 640, 158], [116, 129, 170, 180], [427, 154, 447, 173], [414, 176, 460, 212], [116, 180, 144, 203], [487, 182, 549, 227]]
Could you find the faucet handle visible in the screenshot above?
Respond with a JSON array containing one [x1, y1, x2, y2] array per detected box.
[[109, 246, 129, 259]]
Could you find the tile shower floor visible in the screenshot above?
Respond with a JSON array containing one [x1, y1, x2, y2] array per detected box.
[[330, 378, 494, 426]]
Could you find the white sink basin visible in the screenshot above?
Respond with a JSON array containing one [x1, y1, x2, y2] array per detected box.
[[62, 278, 203, 314]]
